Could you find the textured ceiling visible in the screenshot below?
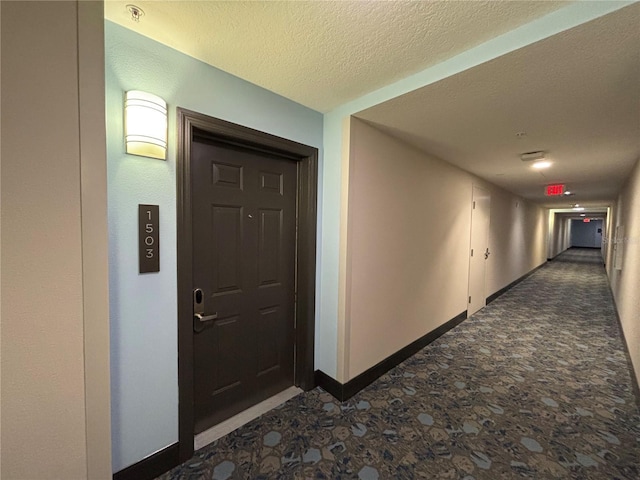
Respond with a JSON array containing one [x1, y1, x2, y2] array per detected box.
[[104, 0, 568, 112], [357, 4, 640, 207], [104, 1, 639, 209]]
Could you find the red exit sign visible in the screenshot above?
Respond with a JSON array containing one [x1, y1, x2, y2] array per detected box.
[[583, 218, 591, 223], [545, 184, 565, 196]]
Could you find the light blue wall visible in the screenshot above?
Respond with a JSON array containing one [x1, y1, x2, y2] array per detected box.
[[105, 21, 323, 472]]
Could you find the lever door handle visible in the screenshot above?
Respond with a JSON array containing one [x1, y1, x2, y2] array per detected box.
[[195, 312, 218, 322], [484, 249, 491, 260]]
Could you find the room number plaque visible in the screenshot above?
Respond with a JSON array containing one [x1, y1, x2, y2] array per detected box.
[[139, 204, 160, 273]]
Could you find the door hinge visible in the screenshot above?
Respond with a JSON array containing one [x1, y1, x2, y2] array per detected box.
[[473, 201, 476, 209], [468, 296, 471, 304], [471, 249, 474, 257]]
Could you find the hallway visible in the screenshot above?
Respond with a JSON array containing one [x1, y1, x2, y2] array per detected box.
[[160, 248, 639, 479]]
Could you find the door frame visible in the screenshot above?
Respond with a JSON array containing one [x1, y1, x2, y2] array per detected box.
[[176, 108, 318, 461], [467, 185, 491, 317]]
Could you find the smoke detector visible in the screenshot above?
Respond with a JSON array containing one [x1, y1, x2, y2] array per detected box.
[[520, 151, 546, 162], [127, 4, 145, 22]]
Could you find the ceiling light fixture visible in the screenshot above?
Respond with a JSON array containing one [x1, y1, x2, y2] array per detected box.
[[532, 160, 552, 169], [520, 151, 546, 162], [124, 90, 167, 160], [564, 191, 572, 195]]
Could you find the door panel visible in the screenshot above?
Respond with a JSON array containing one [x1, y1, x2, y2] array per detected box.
[[210, 315, 242, 393], [211, 205, 243, 294], [212, 162, 243, 189], [192, 138, 297, 433], [258, 209, 283, 286], [468, 186, 491, 317], [257, 305, 281, 375]]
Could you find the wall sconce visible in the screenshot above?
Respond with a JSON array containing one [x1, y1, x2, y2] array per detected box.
[[124, 90, 167, 160]]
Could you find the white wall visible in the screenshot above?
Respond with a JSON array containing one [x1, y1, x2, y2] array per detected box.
[[105, 22, 323, 472], [607, 157, 640, 387], [344, 119, 547, 380], [1, 2, 111, 478]]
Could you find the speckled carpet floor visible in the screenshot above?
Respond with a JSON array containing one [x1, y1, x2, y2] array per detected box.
[[158, 248, 640, 479]]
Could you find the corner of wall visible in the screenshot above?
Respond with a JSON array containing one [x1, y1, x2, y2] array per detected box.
[[336, 116, 354, 383], [78, 1, 112, 478]]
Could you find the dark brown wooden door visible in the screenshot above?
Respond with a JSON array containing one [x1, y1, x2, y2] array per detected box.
[[191, 137, 297, 433]]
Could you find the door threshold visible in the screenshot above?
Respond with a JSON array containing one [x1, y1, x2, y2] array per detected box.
[[194, 386, 303, 450]]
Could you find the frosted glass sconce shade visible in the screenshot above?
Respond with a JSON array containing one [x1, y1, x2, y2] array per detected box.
[[125, 90, 167, 160]]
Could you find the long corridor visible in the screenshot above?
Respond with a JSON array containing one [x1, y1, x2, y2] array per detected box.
[[160, 248, 640, 479]]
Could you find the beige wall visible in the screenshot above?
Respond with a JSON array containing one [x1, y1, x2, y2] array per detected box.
[[77, 2, 112, 477], [548, 213, 571, 259], [343, 119, 547, 379], [605, 205, 616, 269], [607, 157, 640, 386], [1, 2, 111, 478], [486, 188, 547, 295]]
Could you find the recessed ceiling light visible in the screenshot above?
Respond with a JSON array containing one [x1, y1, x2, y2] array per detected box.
[[573, 207, 585, 211], [532, 160, 552, 169], [564, 191, 572, 195], [580, 214, 586, 216]]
